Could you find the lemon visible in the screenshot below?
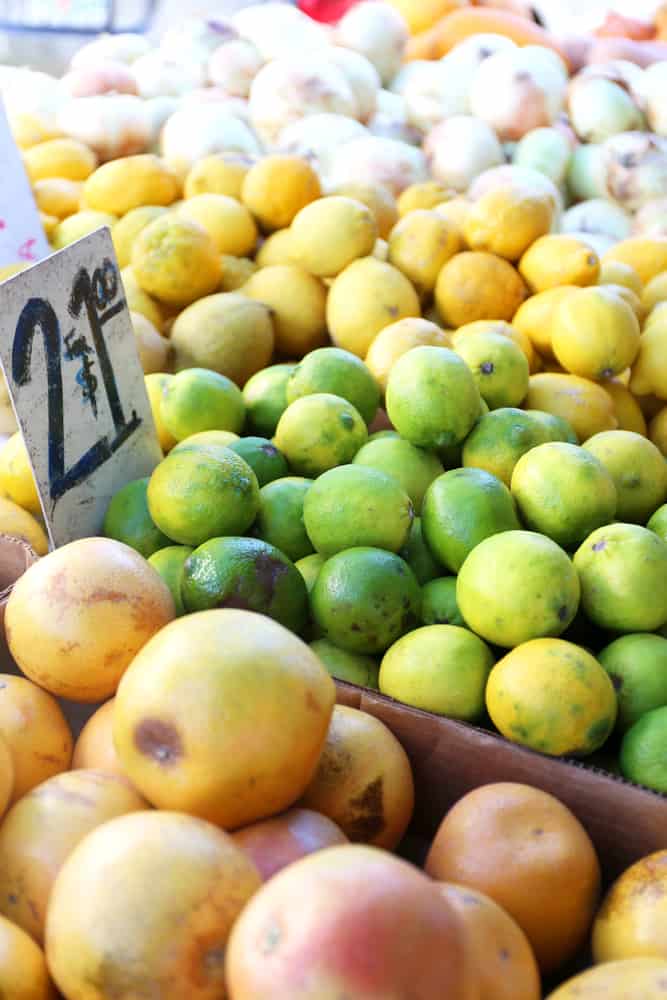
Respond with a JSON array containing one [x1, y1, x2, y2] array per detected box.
[[486, 638, 617, 756], [51, 210, 118, 250], [23, 138, 97, 182], [519, 235, 600, 292], [254, 230, 296, 267], [461, 408, 550, 487], [599, 260, 643, 296], [242, 265, 328, 358], [0, 433, 40, 516], [303, 464, 413, 557], [144, 372, 176, 453], [365, 318, 452, 393], [32, 178, 82, 219], [511, 442, 617, 550], [385, 345, 481, 451], [82, 155, 179, 216], [131, 311, 170, 375], [457, 531, 580, 648], [219, 255, 257, 292], [547, 960, 667, 999], [184, 152, 254, 200], [629, 323, 667, 400], [330, 181, 398, 240], [648, 502, 667, 542], [435, 251, 527, 327], [287, 348, 380, 427], [454, 331, 529, 410], [550, 286, 640, 381], [388, 210, 460, 296], [434, 196, 470, 240], [243, 363, 296, 438], [573, 523, 667, 632], [650, 407, 667, 456], [603, 379, 647, 436], [161, 368, 245, 441], [0, 496, 48, 555], [397, 182, 453, 216], [327, 258, 421, 359], [642, 272, 667, 314], [380, 625, 494, 721], [583, 430, 667, 523], [242, 155, 321, 231], [464, 185, 554, 262], [169, 293, 274, 386], [603, 237, 667, 286], [420, 577, 464, 627], [120, 266, 166, 332], [103, 477, 170, 558], [177, 194, 258, 257], [309, 638, 379, 689], [525, 373, 617, 441], [274, 394, 368, 478], [352, 435, 443, 514], [512, 286, 578, 362], [148, 545, 193, 617], [147, 448, 260, 546], [112, 206, 168, 269], [290, 197, 378, 278], [452, 319, 538, 374], [255, 477, 314, 563], [131, 216, 222, 309]]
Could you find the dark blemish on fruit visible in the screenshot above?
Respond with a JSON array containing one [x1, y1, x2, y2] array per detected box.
[[350, 623, 361, 632], [305, 690, 319, 713], [611, 673, 623, 691], [480, 362, 494, 375], [592, 540, 606, 551], [340, 412, 354, 430], [7, 894, 17, 905], [134, 719, 183, 766], [499, 948, 510, 961], [261, 443, 279, 456], [533, 828, 544, 837], [387, 305, 399, 317], [346, 777, 386, 841], [255, 553, 288, 597], [218, 594, 252, 610], [558, 605, 569, 621], [203, 945, 226, 971]]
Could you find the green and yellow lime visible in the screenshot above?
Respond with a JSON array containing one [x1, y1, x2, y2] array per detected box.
[[161, 367, 245, 441], [309, 638, 379, 689], [242, 363, 296, 438], [398, 518, 441, 585], [287, 347, 380, 426], [599, 633, 667, 734], [255, 477, 314, 562], [455, 332, 529, 410], [352, 435, 443, 514], [227, 436, 289, 487], [147, 545, 193, 617], [103, 477, 170, 558], [420, 577, 465, 627], [274, 393, 368, 477], [583, 430, 667, 524], [462, 407, 549, 486], [295, 552, 325, 593]]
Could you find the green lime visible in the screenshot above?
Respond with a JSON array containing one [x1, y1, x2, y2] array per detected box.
[[455, 332, 529, 410], [399, 517, 441, 585], [573, 523, 667, 633], [242, 362, 296, 438], [161, 367, 245, 441], [352, 435, 443, 514], [385, 346, 481, 450], [510, 442, 617, 550], [287, 347, 380, 426], [525, 409, 578, 444], [255, 477, 314, 562], [599, 633, 667, 733], [310, 638, 379, 689], [379, 624, 494, 721], [172, 430, 240, 460], [147, 449, 259, 546], [462, 407, 549, 486], [226, 436, 289, 487], [311, 547, 421, 655], [303, 465, 413, 557], [421, 467, 520, 573], [295, 552, 325, 593], [182, 536, 308, 633], [103, 477, 170, 558], [368, 430, 400, 442], [648, 503, 667, 541], [620, 706, 667, 792], [421, 577, 465, 627], [583, 430, 667, 524], [147, 545, 193, 617], [274, 393, 368, 477]]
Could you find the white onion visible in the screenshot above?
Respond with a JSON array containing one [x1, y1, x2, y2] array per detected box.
[[602, 130, 667, 211], [326, 47, 381, 123], [634, 61, 667, 137], [160, 17, 238, 63], [233, 3, 329, 61], [60, 60, 138, 98], [390, 59, 468, 132], [327, 134, 427, 195], [70, 33, 151, 68], [278, 114, 367, 176], [208, 40, 264, 98], [568, 76, 645, 144], [132, 52, 206, 99], [335, 1, 408, 86], [160, 105, 262, 176], [57, 94, 151, 160], [366, 88, 421, 145], [424, 115, 503, 192], [567, 143, 608, 201], [512, 126, 573, 185], [561, 199, 632, 243], [633, 198, 667, 237], [468, 164, 564, 217]]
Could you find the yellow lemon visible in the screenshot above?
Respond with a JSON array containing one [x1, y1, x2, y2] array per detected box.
[[40, 213, 59, 239], [525, 373, 617, 441], [388, 210, 460, 296], [434, 197, 471, 242], [519, 235, 600, 293], [512, 286, 578, 362], [219, 255, 256, 292], [130, 311, 170, 375], [435, 251, 527, 328], [646, 301, 667, 331], [605, 283, 645, 324], [551, 286, 641, 381], [630, 323, 667, 400], [642, 271, 667, 313], [120, 266, 166, 332], [23, 138, 97, 182], [452, 319, 538, 374], [603, 237, 667, 286], [131, 215, 222, 309], [329, 181, 398, 239], [598, 260, 643, 297], [397, 181, 454, 216], [290, 197, 378, 278], [386, 0, 463, 34], [0, 434, 40, 516], [51, 210, 118, 250], [32, 178, 82, 219], [365, 317, 452, 393], [242, 265, 328, 357], [372, 238, 389, 261], [327, 257, 421, 358], [650, 407, 667, 456], [0, 913, 52, 999], [464, 185, 554, 262], [144, 372, 176, 453], [10, 111, 63, 149], [82, 155, 180, 216], [255, 229, 296, 267], [177, 193, 258, 257], [604, 379, 647, 436], [112, 206, 169, 269], [242, 155, 321, 232], [0, 496, 48, 555], [183, 152, 255, 200], [547, 959, 667, 1000]]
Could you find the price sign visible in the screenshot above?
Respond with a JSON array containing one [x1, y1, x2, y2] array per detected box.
[[0, 98, 50, 269], [0, 227, 163, 548]]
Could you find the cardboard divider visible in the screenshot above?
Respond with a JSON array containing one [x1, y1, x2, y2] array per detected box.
[[335, 680, 667, 882]]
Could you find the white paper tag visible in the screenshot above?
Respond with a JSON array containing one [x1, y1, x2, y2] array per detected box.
[[0, 98, 51, 270], [0, 227, 163, 548]]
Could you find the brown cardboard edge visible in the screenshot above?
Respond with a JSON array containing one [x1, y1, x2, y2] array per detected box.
[[335, 681, 667, 882]]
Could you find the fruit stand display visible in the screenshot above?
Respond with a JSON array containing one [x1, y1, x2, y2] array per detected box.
[[1, 0, 667, 996]]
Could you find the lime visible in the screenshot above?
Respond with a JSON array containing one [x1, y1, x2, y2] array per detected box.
[[274, 393, 368, 477], [147, 449, 260, 546], [103, 477, 170, 558], [255, 477, 314, 562], [525, 409, 578, 444], [620, 706, 667, 792], [420, 577, 465, 627], [574, 523, 667, 632], [161, 367, 245, 441], [398, 518, 441, 585], [287, 347, 380, 426], [599, 634, 667, 733], [455, 332, 529, 410], [172, 430, 239, 459], [242, 362, 296, 438], [462, 408, 549, 486], [457, 530, 580, 648], [648, 503, 667, 542], [295, 552, 325, 592], [385, 346, 481, 450], [352, 436, 443, 514], [147, 545, 193, 617], [311, 547, 421, 655], [583, 430, 667, 524], [422, 467, 520, 573], [226, 436, 289, 487], [379, 625, 494, 721], [303, 465, 413, 557], [182, 536, 308, 633], [310, 638, 379, 689], [510, 442, 617, 550]]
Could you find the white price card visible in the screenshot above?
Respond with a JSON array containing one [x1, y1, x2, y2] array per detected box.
[[0, 98, 50, 269], [0, 227, 163, 548]]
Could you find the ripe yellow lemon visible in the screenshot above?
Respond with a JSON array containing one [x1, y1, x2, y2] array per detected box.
[[184, 151, 254, 200], [512, 286, 578, 362], [551, 286, 640, 381], [112, 205, 168, 268], [242, 265, 328, 357], [604, 378, 647, 436], [177, 193, 258, 257], [388, 210, 460, 296], [23, 137, 97, 182], [464, 184, 554, 262], [435, 251, 527, 327], [365, 317, 452, 392], [0, 496, 48, 555], [603, 237, 667, 286], [131, 215, 222, 308], [0, 432, 41, 515], [397, 181, 454, 216], [242, 155, 321, 231], [51, 210, 118, 250], [453, 319, 538, 373], [82, 154, 179, 215], [32, 177, 82, 219], [290, 196, 378, 278], [525, 373, 617, 441], [519, 235, 600, 292], [144, 372, 176, 453], [329, 181, 398, 239]]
